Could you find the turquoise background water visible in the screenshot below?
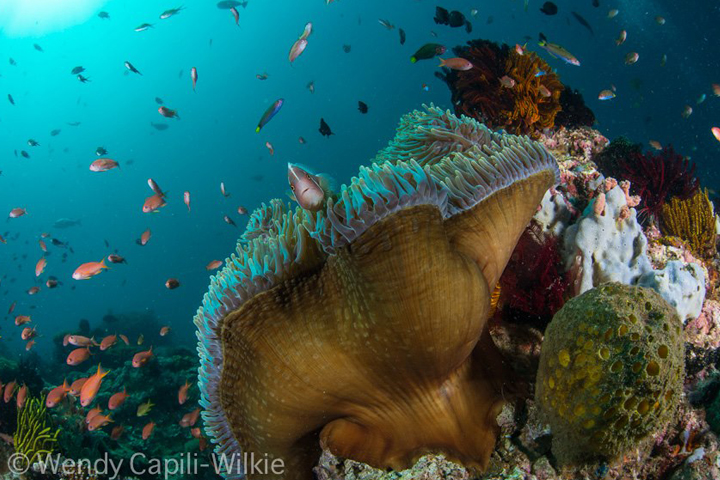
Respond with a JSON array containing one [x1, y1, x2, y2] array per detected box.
[[1, 0, 718, 354]]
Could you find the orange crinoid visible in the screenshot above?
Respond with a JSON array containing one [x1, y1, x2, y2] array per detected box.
[[440, 39, 564, 137], [195, 105, 559, 480]]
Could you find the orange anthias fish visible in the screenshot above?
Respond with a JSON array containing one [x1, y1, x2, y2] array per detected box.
[[27, 286, 40, 295], [159, 326, 171, 336], [142, 421, 156, 440], [206, 260, 222, 270], [15, 315, 31, 326], [649, 140, 663, 150], [21, 327, 36, 340], [179, 408, 201, 427], [88, 413, 113, 431], [100, 335, 117, 351], [712, 127, 720, 143], [230, 6, 239, 25], [140, 229, 151, 246], [108, 388, 128, 410], [67, 347, 92, 366], [178, 380, 191, 405], [70, 377, 88, 396], [143, 192, 167, 213], [85, 407, 102, 424], [35, 257, 47, 277], [89, 158, 119, 172], [72, 259, 108, 280], [46, 380, 70, 408], [220, 182, 229, 197], [132, 346, 153, 368], [3, 381, 16, 403], [183, 191, 190, 211], [80, 364, 109, 407], [25, 340, 36, 351], [438, 57, 473, 71], [39, 239, 47, 252], [265, 141, 274, 155], [119, 334, 130, 345], [111, 425, 124, 440], [68, 335, 97, 347], [16, 385, 27, 409]]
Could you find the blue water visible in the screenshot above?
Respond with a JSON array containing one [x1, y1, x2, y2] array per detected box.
[[1, 0, 719, 355]]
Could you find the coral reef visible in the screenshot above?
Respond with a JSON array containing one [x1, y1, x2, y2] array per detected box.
[[315, 450, 470, 480], [536, 283, 685, 464], [439, 39, 563, 136], [554, 86, 596, 129], [562, 182, 706, 321], [14, 394, 60, 465], [661, 189, 718, 260], [618, 146, 700, 222], [498, 222, 568, 327], [592, 136, 643, 180], [563, 183, 652, 294], [194, 105, 559, 479]]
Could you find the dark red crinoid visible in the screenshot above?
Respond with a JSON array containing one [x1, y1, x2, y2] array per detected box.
[[619, 146, 700, 221], [498, 222, 568, 329]]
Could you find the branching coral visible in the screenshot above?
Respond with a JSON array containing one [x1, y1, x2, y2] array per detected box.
[[439, 39, 563, 137], [661, 189, 717, 259], [195, 105, 559, 480], [13, 395, 59, 465], [618, 146, 699, 222]]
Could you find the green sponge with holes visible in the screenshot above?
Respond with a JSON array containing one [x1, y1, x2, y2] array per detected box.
[[535, 282, 685, 464]]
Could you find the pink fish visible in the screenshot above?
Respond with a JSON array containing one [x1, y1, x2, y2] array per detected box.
[[287, 163, 327, 212], [184, 191, 191, 211], [158, 106, 180, 119], [230, 6, 239, 25], [191, 67, 198, 91], [89, 158, 119, 172], [9, 208, 27, 218], [289, 38, 308, 63]]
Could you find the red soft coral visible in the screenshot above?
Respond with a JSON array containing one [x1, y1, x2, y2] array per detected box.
[[618, 146, 699, 222], [498, 222, 568, 328]]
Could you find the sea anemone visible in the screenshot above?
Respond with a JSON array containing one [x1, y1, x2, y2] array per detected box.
[[195, 105, 559, 480], [439, 39, 563, 137], [618, 146, 699, 222]]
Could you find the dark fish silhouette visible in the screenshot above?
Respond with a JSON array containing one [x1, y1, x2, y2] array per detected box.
[[98, 11, 110, 19], [571, 12, 594, 35], [540, 2, 558, 15], [217, 0, 247, 9], [155, 97, 164, 104], [358, 101, 368, 114], [399, 28, 406, 45], [9, 58, 17, 66], [8, 94, 14, 105], [319, 118, 334, 137], [150, 122, 169, 131], [78, 74, 91, 83], [50, 129, 61, 136], [434, 7, 449, 24], [342, 45, 351, 53], [33, 43, 44, 52], [125, 61, 142, 75], [71, 66, 85, 74]]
